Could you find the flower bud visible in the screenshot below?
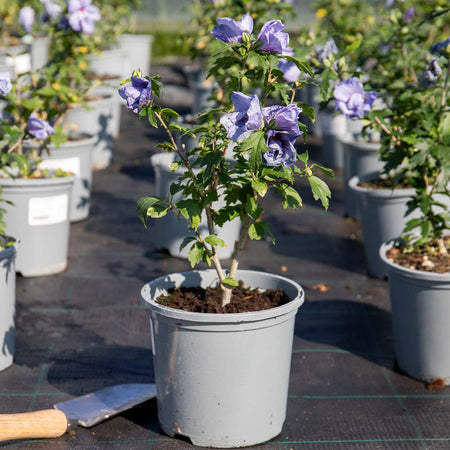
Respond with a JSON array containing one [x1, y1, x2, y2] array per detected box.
[[242, 32, 251, 46], [323, 59, 331, 68], [337, 57, 346, 71]]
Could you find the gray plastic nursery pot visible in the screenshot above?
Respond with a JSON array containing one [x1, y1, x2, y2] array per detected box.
[[0, 176, 74, 277], [66, 94, 116, 170], [0, 237, 16, 372], [380, 240, 450, 384], [141, 269, 304, 448], [118, 34, 153, 77], [151, 152, 241, 259], [348, 171, 415, 279], [26, 134, 95, 222], [319, 108, 347, 169], [341, 136, 384, 219]]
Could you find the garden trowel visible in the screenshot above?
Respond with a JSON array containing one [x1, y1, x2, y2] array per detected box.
[[0, 383, 156, 442]]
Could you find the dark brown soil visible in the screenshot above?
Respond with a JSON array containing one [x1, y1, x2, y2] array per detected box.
[[156, 281, 290, 313], [386, 236, 450, 273], [359, 178, 413, 189]]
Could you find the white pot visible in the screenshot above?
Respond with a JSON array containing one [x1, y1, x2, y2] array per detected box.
[[0, 238, 16, 372], [141, 269, 304, 447]]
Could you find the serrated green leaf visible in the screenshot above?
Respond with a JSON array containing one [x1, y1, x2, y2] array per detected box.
[[251, 180, 268, 197], [188, 241, 204, 268], [248, 221, 274, 242], [205, 234, 225, 247], [136, 196, 161, 225], [308, 175, 331, 210], [222, 277, 238, 287], [175, 199, 202, 229], [282, 185, 302, 209], [179, 236, 196, 252], [147, 204, 168, 218]]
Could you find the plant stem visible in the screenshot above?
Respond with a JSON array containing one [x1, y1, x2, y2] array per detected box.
[[221, 215, 253, 307]]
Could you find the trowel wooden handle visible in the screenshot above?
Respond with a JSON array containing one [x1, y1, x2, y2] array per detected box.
[[0, 409, 68, 442]]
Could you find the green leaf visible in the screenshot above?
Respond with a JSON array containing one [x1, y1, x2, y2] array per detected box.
[[136, 196, 161, 225], [308, 175, 331, 210], [343, 39, 361, 55], [281, 185, 302, 209], [248, 221, 274, 242], [311, 163, 335, 179], [205, 234, 225, 247], [251, 180, 268, 197], [222, 277, 238, 287], [188, 241, 204, 268], [147, 204, 168, 218], [175, 199, 202, 229], [239, 130, 266, 153], [179, 236, 196, 252], [245, 196, 263, 220]]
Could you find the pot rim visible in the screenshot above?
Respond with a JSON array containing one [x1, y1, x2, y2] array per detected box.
[[348, 171, 415, 197], [379, 238, 450, 282], [0, 174, 76, 187], [141, 269, 304, 323]]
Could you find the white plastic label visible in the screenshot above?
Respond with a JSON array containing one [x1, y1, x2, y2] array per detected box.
[[28, 194, 69, 226], [6, 53, 31, 74], [38, 157, 81, 177]]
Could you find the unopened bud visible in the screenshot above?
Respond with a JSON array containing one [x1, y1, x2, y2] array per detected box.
[[242, 32, 251, 46], [323, 59, 331, 68]]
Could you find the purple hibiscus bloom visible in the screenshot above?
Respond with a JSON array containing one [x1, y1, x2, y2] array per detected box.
[[431, 37, 450, 56], [19, 6, 35, 33], [28, 114, 55, 140], [41, 0, 63, 19], [211, 13, 253, 43], [317, 38, 338, 62], [67, 0, 100, 34], [278, 58, 301, 82], [334, 77, 378, 119], [402, 7, 414, 23], [263, 104, 302, 135], [263, 130, 298, 168], [118, 76, 152, 113], [0, 72, 12, 96], [423, 58, 442, 84], [257, 20, 291, 55], [220, 92, 263, 141]]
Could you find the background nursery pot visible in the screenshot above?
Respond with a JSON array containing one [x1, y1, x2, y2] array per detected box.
[[141, 269, 304, 448], [341, 136, 384, 219], [0, 176, 74, 277], [380, 240, 450, 384], [348, 171, 416, 279], [0, 238, 16, 372], [151, 152, 241, 259]]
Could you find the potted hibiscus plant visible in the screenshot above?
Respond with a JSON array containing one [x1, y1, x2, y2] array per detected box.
[[378, 35, 450, 385], [119, 14, 333, 447], [0, 69, 75, 277], [345, 2, 449, 278]]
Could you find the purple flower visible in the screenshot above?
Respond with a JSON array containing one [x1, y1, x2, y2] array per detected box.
[[263, 130, 297, 168], [67, 0, 100, 34], [423, 58, 442, 84], [263, 104, 302, 135], [211, 13, 253, 43], [28, 114, 55, 140], [257, 20, 291, 55], [19, 6, 35, 33], [334, 77, 378, 119], [0, 72, 12, 96], [41, 0, 63, 19], [118, 76, 152, 113], [431, 37, 450, 56], [402, 7, 414, 23], [220, 92, 263, 141], [317, 38, 338, 62], [278, 59, 301, 83]]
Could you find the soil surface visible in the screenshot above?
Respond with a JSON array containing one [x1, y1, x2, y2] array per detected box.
[[156, 281, 290, 313], [358, 178, 413, 189], [386, 236, 450, 273]]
